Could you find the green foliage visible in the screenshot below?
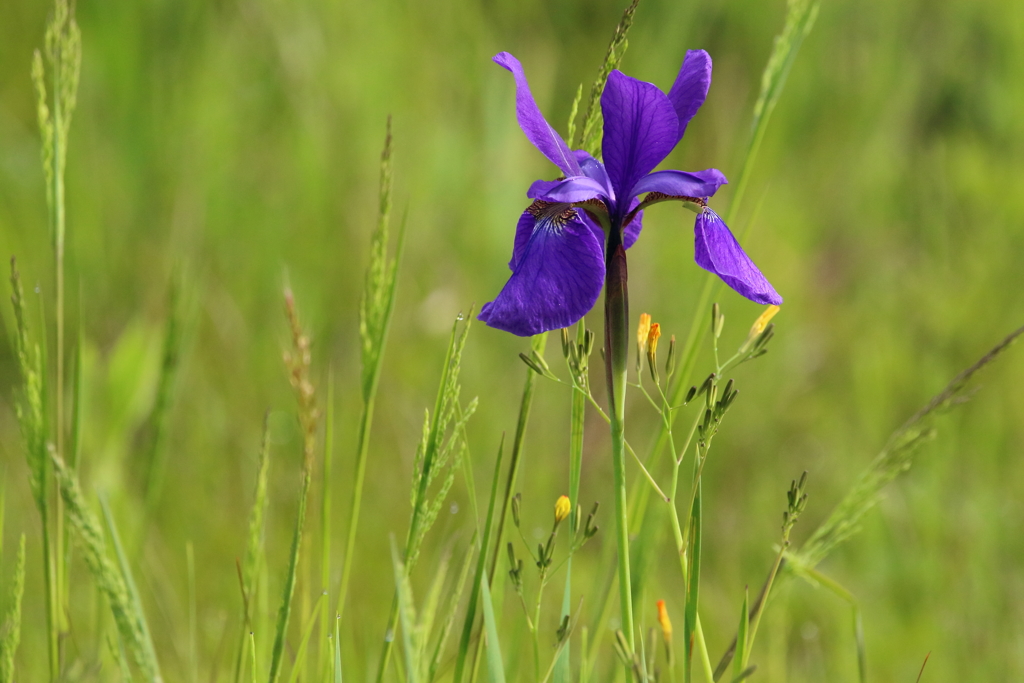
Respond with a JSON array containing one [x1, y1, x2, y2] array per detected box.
[[2, 0, 1024, 681], [794, 324, 1024, 570]]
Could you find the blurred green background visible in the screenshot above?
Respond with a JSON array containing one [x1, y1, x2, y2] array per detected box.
[[2, 0, 1024, 680]]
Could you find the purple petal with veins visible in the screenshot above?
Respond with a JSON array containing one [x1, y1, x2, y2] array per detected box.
[[601, 70, 679, 207]]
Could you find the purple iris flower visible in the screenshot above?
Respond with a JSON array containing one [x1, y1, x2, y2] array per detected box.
[[479, 50, 783, 337]]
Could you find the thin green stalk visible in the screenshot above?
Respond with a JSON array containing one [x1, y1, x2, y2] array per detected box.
[[337, 119, 403, 625], [319, 372, 335, 678], [604, 224, 635, 655]]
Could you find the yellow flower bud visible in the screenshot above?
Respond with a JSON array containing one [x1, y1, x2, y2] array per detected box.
[[554, 495, 571, 525], [748, 305, 780, 340], [636, 313, 652, 372], [637, 313, 652, 352]]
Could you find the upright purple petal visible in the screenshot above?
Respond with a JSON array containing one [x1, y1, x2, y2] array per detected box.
[[601, 70, 679, 206], [667, 50, 712, 144], [481, 206, 605, 336], [494, 52, 582, 177], [694, 209, 782, 305], [631, 168, 728, 199]]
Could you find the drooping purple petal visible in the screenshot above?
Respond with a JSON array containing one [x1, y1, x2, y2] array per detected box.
[[494, 52, 582, 177], [667, 50, 712, 144], [527, 176, 607, 203], [601, 70, 679, 207], [694, 209, 782, 305], [481, 206, 605, 336]]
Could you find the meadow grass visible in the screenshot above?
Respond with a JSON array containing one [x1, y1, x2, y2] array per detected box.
[[1, 0, 1023, 681]]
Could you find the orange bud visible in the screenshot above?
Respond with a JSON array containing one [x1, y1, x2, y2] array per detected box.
[[656, 599, 673, 641]]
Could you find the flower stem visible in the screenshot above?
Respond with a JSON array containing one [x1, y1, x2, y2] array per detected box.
[[603, 225, 635, 655]]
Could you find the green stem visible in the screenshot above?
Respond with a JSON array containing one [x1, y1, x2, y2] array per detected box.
[[336, 390, 376, 623], [603, 224, 635, 655]]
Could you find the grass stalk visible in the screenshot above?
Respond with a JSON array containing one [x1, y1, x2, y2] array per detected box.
[[337, 118, 403, 624], [267, 290, 320, 683], [376, 313, 475, 682], [52, 453, 162, 681], [233, 415, 272, 683], [0, 534, 27, 683], [319, 372, 335, 678]]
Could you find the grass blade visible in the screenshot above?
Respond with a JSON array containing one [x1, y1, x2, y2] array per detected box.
[[731, 589, 749, 683], [99, 495, 161, 681], [453, 437, 504, 683], [286, 594, 326, 683], [391, 539, 420, 683], [478, 574, 506, 683], [334, 617, 343, 683], [428, 536, 477, 683]]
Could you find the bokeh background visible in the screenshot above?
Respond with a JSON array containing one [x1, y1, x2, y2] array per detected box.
[[2, 0, 1023, 680]]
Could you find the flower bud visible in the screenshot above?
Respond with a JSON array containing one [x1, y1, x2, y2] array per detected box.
[[656, 599, 673, 641], [742, 305, 780, 352], [646, 323, 661, 384], [711, 302, 724, 339], [636, 313, 652, 372], [554, 495, 571, 525], [511, 493, 522, 528]]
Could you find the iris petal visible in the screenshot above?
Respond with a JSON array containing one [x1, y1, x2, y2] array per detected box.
[[601, 70, 679, 207], [624, 201, 644, 249], [493, 52, 582, 177], [574, 150, 614, 199], [481, 206, 605, 336], [694, 209, 783, 305], [667, 50, 712, 144], [527, 176, 607, 203], [632, 168, 727, 199]]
